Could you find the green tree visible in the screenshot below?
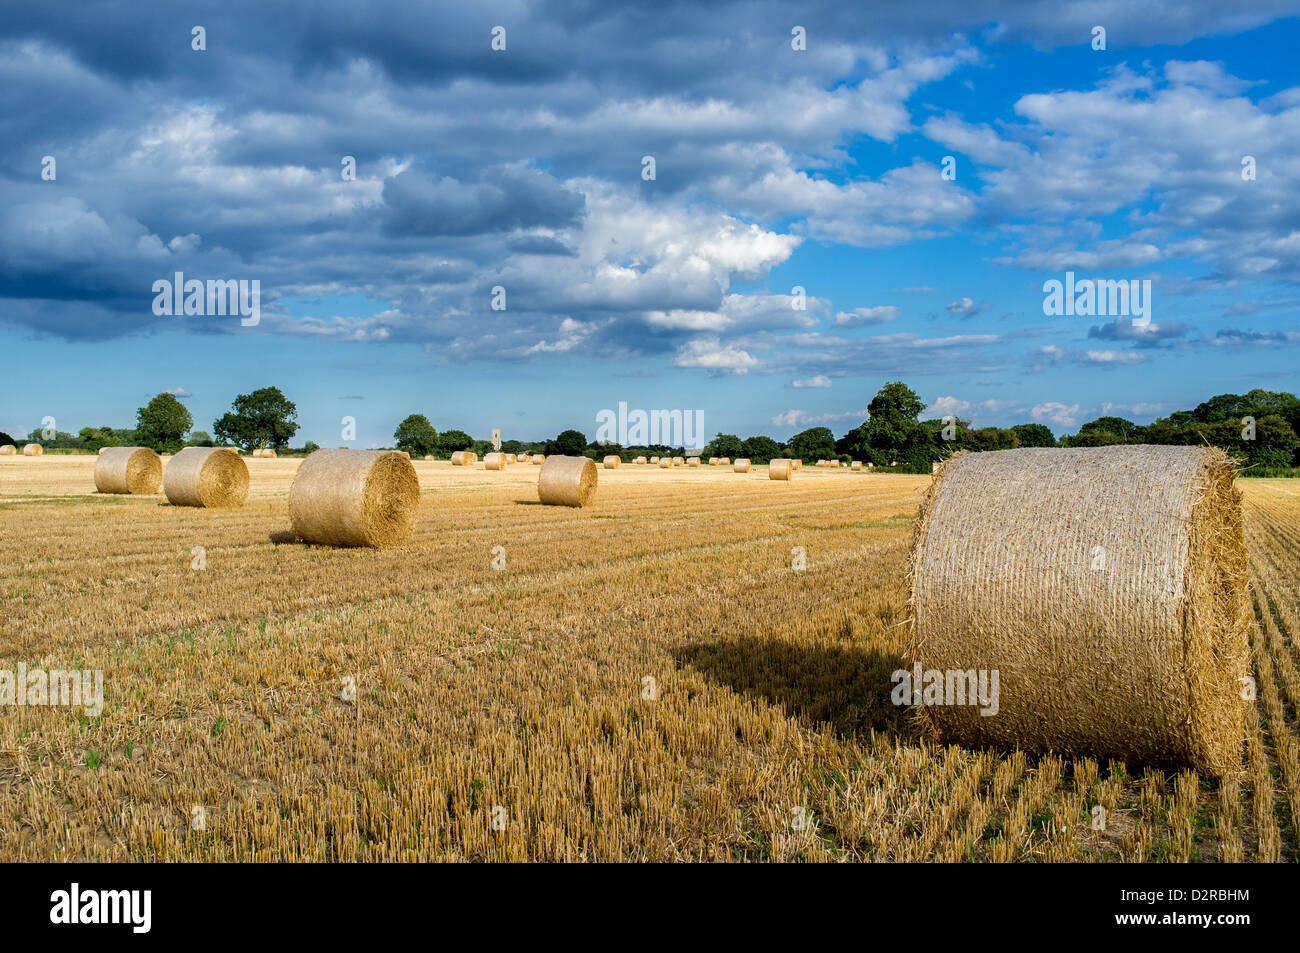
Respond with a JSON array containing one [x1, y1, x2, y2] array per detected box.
[[740, 435, 783, 463], [862, 381, 936, 472], [213, 386, 299, 451], [1010, 423, 1056, 447], [548, 429, 589, 456], [787, 427, 836, 462], [394, 414, 439, 456], [703, 432, 745, 460], [439, 429, 474, 453], [136, 393, 194, 453], [77, 426, 120, 451], [0, 431, 14, 447], [186, 431, 214, 447]]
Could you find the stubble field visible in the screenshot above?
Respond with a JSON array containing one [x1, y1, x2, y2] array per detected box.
[[1, 455, 1298, 861]]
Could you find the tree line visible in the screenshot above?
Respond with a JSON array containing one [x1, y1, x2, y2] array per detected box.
[[7, 382, 1297, 475]]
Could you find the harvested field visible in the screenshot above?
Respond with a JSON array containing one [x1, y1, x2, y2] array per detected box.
[[1, 454, 1297, 862]]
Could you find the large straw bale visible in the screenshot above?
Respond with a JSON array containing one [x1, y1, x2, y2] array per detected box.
[[718, 457, 730, 465], [289, 449, 420, 548], [506, 453, 517, 465], [22, 444, 42, 456], [672, 456, 684, 467], [792, 459, 802, 470], [633, 456, 646, 464], [851, 461, 863, 471], [451, 450, 471, 466], [908, 446, 1250, 777], [603, 455, 621, 469], [768, 458, 793, 480], [163, 446, 250, 507], [733, 458, 751, 473], [687, 457, 701, 467], [0, 445, 15, 455], [658, 457, 672, 468], [484, 452, 508, 470], [538, 455, 598, 507], [531, 454, 544, 464], [94, 446, 162, 494], [649, 456, 660, 464]]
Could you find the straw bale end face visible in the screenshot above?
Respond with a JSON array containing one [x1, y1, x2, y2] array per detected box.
[[289, 449, 421, 547], [22, 443, 43, 456], [538, 455, 598, 507], [484, 452, 508, 470], [602, 455, 621, 469], [907, 445, 1250, 777], [94, 446, 163, 494]]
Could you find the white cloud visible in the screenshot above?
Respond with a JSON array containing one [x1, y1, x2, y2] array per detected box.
[[833, 306, 899, 327], [1031, 402, 1083, 427], [945, 296, 984, 318], [163, 387, 193, 398], [674, 337, 758, 376], [793, 375, 832, 388]]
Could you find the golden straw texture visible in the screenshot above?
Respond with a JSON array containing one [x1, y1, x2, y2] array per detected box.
[[483, 452, 508, 471], [163, 447, 250, 507], [537, 455, 598, 508], [733, 458, 751, 473], [908, 445, 1250, 777], [22, 444, 42, 456], [289, 449, 421, 548], [769, 458, 793, 481], [603, 455, 621, 469], [0, 445, 15, 455], [94, 447, 162, 495]]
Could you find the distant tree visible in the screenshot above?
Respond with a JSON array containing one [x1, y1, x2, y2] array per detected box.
[[703, 432, 745, 460], [186, 431, 214, 447], [213, 386, 299, 451], [836, 421, 871, 460], [439, 429, 474, 453], [740, 435, 783, 463], [862, 381, 936, 472], [136, 393, 194, 453], [1074, 416, 1139, 444], [77, 426, 120, 451], [393, 414, 439, 457], [1010, 423, 1056, 448], [787, 427, 836, 462], [302, 441, 321, 454], [548, 429, 589, 456], [0, 430, 14, 447]]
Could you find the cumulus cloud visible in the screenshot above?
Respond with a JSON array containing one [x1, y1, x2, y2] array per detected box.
[[1031, 402, 1083, 427], [674, 337, 758, 376], [945, 297, 985, 318], [792, 375, 832, 388], [163, 387, 192, 398]]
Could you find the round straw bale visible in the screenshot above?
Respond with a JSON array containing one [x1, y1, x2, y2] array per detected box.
[[719, 457, 730, 465], [0, 444, 15, 455], [649, 456, 660, 464], [94, 446, 162, 494], [658, 456, 672, 468], [602, 455, 621, 469], [538, 455, 598, 508], [96, 446, 107, 455], [793, 459, 802, 470], [506, 453, 516, 465], [22, 443, 43, 456], [451, 450, 470, 466], [769, 458, 793, 480], [708, 457, 718, 465], [908, 446, 1250, 777], [687, 457, 701, 467], [163, 446, 249, 507], [672, 456, 684, 466], [733, 458, 751, 473], [517, 453, 530, 463], [532, 454, 544, 464], [484, 452, 508, 471], [851, 461, 862, 471], [424, 454, 435, 461], [633, 456, 646, 464], [289, 449, 420, 548]]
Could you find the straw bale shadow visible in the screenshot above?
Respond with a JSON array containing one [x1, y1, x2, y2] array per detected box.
[[674, 637, 915, 739], [268, 530, 297, 544]]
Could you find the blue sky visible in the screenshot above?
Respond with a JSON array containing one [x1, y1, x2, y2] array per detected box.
[[2, 1, 1299, 447]]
